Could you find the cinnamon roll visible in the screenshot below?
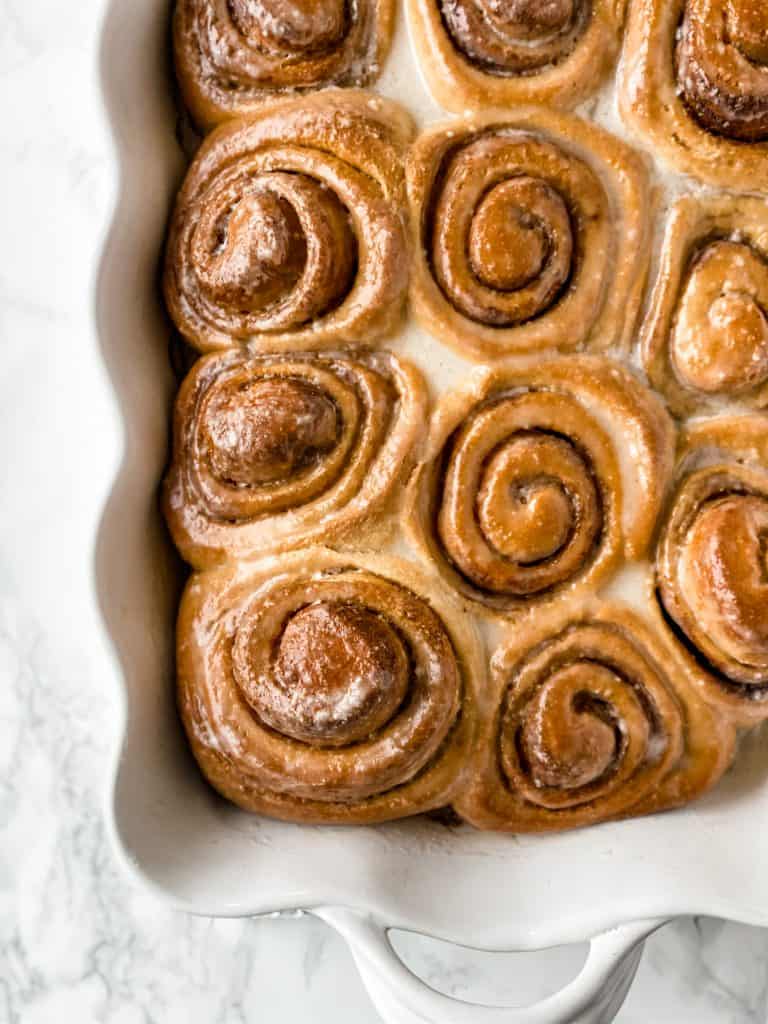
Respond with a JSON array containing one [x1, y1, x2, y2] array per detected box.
[[620, 0, 768, 190], [407, 109, 650, 360], [454, 603, 735, 832], [407, 355, 675, 614], [164, 91, 411, 353], [642, 195, 768, 417], [164, 349, 426, 568], [655, 415, 768, 724], [408, 0, 627, 112], [174, 0, 394, 127], [177, 549, 481, 823]]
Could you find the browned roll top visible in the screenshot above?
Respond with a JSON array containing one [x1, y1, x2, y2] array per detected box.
[[437, 405, 604, 602], [204, 567, 462, 799], [225, 569, 460, 800], [191, 172, 356, 333], [177, 552, 480, 822], [676, 495, 768, 675], [164, 349, 426, 567], [641, 196, 768, 415], [427, 129, 601, 330], [670, 240, 768, 398], [407, 110, 650, 359], [201, 376, 340, 492], [657, 446, 768, 723], [676, 0, 768, 142], [441, 0, 590, 76], [174, 0, 393, 125], [408, 356, 675, 614], [164, 92, 411, 352], [502, 622, 681, 819], [454, 606, 735, 832], [258, 602, 410, 746], [227, 0, 348, 55], [409, 0, 626, 112]]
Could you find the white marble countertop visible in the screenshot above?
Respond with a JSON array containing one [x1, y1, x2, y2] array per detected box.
[[1, 2, 768, 1021]]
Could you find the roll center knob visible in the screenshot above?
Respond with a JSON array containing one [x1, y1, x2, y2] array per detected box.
[[202, 377, 339, 486], [681, 496, 768, 668], [481, 478, 572, 563], [671, 241, 768, 394], [208, 189, 307, 308], [518, 663, 619, 790], [477, 434, 580, 564], [469, 179, 557, 292], [265, 602, 410, 745]]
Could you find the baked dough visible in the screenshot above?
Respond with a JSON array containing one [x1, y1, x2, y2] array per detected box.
[[173, 0, 395, 127], [164, 91, 412, 352], [655, 415, 768, 725], [642, 195, 768, 417], [620, 0, 768, 189], [407, 0, 627, 112], [454, 601, 735, 831], [407, 108, 650, 360], [164, 349, 427, 568], [406, 355, 675, 615], [177, 549, 482, 823]]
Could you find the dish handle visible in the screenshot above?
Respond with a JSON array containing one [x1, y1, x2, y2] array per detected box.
[[314, 907, 665, 1024]]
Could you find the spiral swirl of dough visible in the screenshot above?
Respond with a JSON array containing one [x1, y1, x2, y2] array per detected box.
[[407, 356, 675, 614], [454, 604, 735, 832], [676, 0, 768, 143], [441, 0, 590, 77], [620, 0, 768, 190], [407, 0, 626, 111], [656, 416, 768, 724], [164, 349, 426, 568], [173, 0, 395, 126], [177, 550, 481, 823], [164, 91, 411, 353], [407, 108, 649, 360]]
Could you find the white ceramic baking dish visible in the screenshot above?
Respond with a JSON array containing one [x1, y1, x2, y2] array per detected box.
[[94, 1, 768, 1020]]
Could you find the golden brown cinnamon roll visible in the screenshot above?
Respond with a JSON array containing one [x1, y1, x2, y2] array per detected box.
[[407, 355, 675, 615], [454, 602, 735, 832], [642, 196, 768, 417], [164, 349, 426, 568], [177, 550, 481, 823], [407, 109, 650, 360], [408, 0, 626, 112], [620, 0, 768, 190], [655, 415, 768, 724], [174, 0, 394, 127], [164, 91, 411, 353]]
